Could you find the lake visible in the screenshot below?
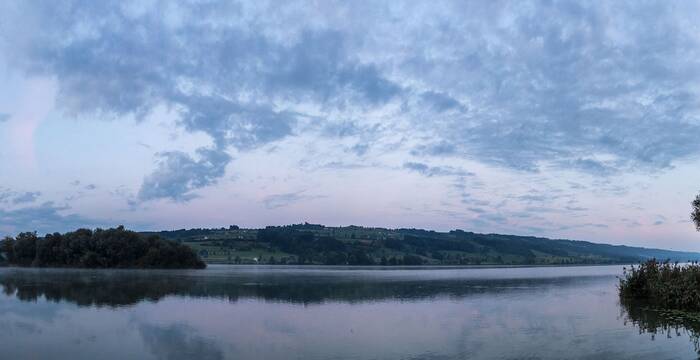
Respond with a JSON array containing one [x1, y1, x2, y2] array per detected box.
[[0, 265, 697, 359]]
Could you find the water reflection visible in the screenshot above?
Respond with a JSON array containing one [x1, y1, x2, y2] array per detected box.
[[621, 298, 700, 356], [3, 265, 700, 359], [0, 266, 615, 307], [139, 323, 224, 360]]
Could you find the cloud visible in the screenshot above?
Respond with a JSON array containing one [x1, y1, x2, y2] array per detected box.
[[174, 96, 298, 150], [401, 1, 700, 174], [560, 158, 618, 176], [70, 181, 97, 191], [3, 0, 700, 241], [137, 141, 152, 149], [262, 30, 401, 104], [322, 121, 362, 137], [12, 192, 41, 204], [0, 190, 42, 205], [558, 223, 610, 231], [6, 1, 700, 181], [403, 162, 475, 177], [138, 147, 231, 202], [411, 142, 457, 157], [621, 218, 643, 228], [0, 190, 12, 203], [318, 161, 371, 170], [350, 143, 369, 156], [653, 215, 667, 226], [517, 194, 550, 203], [139, 324, 223, 360], [263, 191, 325, 209], [0, 2, 402, 201], [0, 202, 102, 236], [420, 91, 465, 113]]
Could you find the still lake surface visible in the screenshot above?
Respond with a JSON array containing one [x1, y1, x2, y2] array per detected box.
[[0, 265, 698, 359]]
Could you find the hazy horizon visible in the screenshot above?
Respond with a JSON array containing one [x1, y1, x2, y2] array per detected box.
[[2, 1, 700, 251]]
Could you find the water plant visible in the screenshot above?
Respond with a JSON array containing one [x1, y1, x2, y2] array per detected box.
[[619, 260, 700, 311]]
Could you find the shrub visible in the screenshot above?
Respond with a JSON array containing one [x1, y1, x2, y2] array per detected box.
[[619, 259, 700, 311]]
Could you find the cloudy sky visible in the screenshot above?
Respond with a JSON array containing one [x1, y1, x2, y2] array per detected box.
[[1, 1, 700, 250]]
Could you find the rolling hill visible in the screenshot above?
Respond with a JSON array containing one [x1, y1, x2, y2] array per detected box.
[[144, 223, 700, 265]]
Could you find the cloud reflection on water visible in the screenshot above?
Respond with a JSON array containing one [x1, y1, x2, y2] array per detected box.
[[1, 266, 699, 359]]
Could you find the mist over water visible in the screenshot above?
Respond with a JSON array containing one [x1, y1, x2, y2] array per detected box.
[[0, 265, 697, 359]]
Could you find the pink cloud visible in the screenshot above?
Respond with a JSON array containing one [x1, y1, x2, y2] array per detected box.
[[6, 77, 56, 171]]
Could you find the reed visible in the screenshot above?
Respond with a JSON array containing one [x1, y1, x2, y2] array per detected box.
[[619, 259, 700, 311]]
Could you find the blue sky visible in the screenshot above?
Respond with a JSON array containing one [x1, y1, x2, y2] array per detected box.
[[1, 1, 700, 250]]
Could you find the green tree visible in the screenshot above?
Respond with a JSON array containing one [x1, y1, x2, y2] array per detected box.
[[14, 232, 38, 266], [693, 193, 700, 230], [0, 236, 15, 263], [401, 254, 423, 265], [0, 227, 204, 269]]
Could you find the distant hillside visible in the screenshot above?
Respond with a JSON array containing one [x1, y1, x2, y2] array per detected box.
[[143, 224, 700, 266]]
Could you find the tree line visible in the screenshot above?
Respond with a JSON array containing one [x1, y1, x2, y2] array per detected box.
[[257, 227, 426, 265], [0, 226, 205, 269]]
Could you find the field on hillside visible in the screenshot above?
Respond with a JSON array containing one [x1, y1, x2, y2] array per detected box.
[[144, 224, 700, 266]]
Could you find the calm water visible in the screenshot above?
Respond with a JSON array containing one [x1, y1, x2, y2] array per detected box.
[[0, 265, 698, 359]]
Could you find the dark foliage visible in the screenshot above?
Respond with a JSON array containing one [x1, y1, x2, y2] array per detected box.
[[347, 249, 375, 265], [258, 227, 349, 264], [693, 193, 700, 231], [0, 268, 588, 307], [620, 295, 700, 355], [402, 234, 476, 253], [0, 226, 205, 269], [401, 254, 424, 265], [619, 260, 700, 311]]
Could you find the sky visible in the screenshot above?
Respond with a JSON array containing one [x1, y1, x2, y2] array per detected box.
[[1, 1, 700, 251]]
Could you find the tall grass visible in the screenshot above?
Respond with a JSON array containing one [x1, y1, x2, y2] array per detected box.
[[619, 259, 700, 311]]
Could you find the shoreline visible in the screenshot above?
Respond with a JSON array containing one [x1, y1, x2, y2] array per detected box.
[[0, 262, 634, 272]]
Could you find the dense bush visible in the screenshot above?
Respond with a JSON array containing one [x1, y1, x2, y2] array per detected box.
[[619, 260, 700, 311], [0, 226, 205, 269]]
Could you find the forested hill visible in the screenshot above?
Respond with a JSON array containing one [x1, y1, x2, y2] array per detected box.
[[144, 224, 700, 266]]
